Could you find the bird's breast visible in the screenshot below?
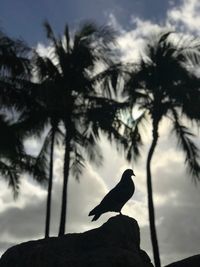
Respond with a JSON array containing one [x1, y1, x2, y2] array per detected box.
[[121, 179, 135, 198], [128, 179, 135, 197]]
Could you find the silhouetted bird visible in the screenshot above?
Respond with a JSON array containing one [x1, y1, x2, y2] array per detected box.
[[89, 169, 135, 221]]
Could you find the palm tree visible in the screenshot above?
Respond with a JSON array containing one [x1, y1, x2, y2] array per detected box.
[[0, 30, 47, 196], [32, 21, 127, 237], [18, 81, 63, 238], [20, 115, 62, 238], [124, 32, 200, 267]]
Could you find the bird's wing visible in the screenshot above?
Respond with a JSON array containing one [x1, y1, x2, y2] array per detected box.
[[98, 182, 128, 210]]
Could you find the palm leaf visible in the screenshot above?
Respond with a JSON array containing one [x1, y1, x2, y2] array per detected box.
[[0, 160, 20, 199], [171, 109, 200, 181], [64, 25, 70, 52], [125, 112, 146, 162], [70, 148, 85, 181]]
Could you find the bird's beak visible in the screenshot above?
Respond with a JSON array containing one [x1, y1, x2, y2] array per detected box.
[[132, 172, 135, 177]]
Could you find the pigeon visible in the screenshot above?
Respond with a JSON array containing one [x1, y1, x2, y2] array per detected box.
[[89, 169, 135, 221]]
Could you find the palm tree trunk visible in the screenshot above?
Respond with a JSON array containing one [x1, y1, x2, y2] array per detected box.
[[45, 128, 56, 238], [146, 120, 161, 267], [58, 132, 71, 236]]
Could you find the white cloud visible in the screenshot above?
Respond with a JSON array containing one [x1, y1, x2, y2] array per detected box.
[[35, 42, 53, 58], [109, 0, 200, 65], [114, 17, 170, 62], [168, 0, 200, 34]]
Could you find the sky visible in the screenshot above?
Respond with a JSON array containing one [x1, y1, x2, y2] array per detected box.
[[0, 0, 200, 266]]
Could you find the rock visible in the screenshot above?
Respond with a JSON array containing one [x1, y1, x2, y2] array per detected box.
[[0, 215, 153, 267], [165, 255, 200, 267]]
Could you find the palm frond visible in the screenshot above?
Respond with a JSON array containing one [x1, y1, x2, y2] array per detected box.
[[0, 114, 24, 158], [74, 22, 97, 46], [125, 112, 146, 162], [0, 160, 20, 199], [93, 63, 125, 97], [21, 129, 52, 185], [0, 30, 30, 78], [70, 148, 85, 181], [16, 152, 48, 185], [33, 52, 61, 81], [64, 25, 70, 52], [43, 21, 57, 45], [74, 127, 103, 167], [17, 108, 50, 139], [173, 34, 200, 65], [171, 109, 200, 182]]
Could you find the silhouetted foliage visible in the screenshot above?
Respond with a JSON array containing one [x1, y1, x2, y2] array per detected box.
[[123, 31, 200, 267], [0, 29, 31, 110], [29, 21, 128, 237], [0, 30, 47, 197]]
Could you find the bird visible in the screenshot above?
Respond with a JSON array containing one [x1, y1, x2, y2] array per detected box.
[[88, 169, 135, 221]]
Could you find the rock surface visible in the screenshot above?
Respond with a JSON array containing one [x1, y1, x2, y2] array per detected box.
[[0, 215, 153, 267], [165, 255, 200, 267]]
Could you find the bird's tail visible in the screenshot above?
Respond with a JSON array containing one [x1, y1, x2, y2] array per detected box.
[[91, 213, 101, 221], [88, 205, 101, 221], [88, 205, 98, 216]]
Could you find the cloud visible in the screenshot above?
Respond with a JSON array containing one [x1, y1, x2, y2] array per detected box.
[[168, 0, 200, 34], [108, 0, 200, 64], [113, 17, 169, 62]]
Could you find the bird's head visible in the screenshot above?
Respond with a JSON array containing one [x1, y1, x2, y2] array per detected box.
[[122, 169, 135, 178]]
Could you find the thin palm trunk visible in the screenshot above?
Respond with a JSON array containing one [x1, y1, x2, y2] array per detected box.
[[45, 128, 56, 238], [146, 119, 161, 267], [58, 131, 71, 236]]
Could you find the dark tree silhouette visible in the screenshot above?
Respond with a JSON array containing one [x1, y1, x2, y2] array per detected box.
[[0, 29, 31, 108], [31, 21, 127, 237], [0, 30, 47, 196], [0, 114, 24, 197], [124, 32, 200, 267], [18, 78, 64, 238]]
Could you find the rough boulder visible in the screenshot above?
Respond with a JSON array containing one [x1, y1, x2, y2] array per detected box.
[[0, 215, 153, 267], [165, 255, 200, 267]]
